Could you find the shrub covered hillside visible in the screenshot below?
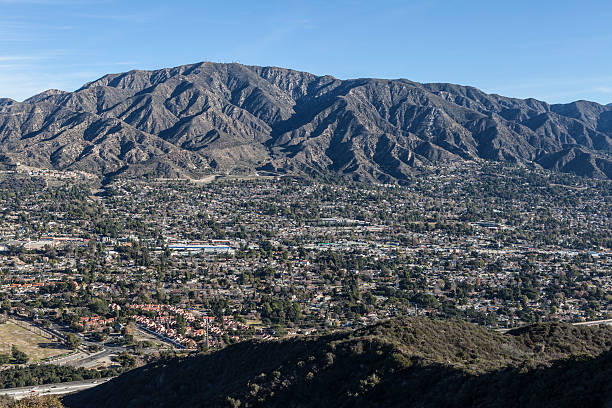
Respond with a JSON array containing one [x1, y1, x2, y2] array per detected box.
[[63, 318, 612, 408]]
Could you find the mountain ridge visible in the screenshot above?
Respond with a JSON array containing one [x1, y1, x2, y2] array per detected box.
[[1, 61, 611, 182], [62, 317, 612, 408]]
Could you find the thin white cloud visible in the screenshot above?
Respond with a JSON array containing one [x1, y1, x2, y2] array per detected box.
[[0, 56, 40, 62], [595, 86, 612, 94], [0, 21, 56, 42], [71, 11, 153, 23], [0, 0, 107, 4]]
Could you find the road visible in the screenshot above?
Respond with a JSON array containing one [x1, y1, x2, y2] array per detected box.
[[0, 378, 113, 400], [573, 318, 612, 326], [496, 318, 612, 333], [70, 346, 125, 369]]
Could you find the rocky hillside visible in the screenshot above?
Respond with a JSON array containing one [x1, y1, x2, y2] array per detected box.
[[1, 62, 611, 182], [63, 318, 612, 408]]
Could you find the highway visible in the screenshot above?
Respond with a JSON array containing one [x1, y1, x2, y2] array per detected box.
[[0, 378, 113, 400], [573, 318, 612, 326], [496, 318, 612, 333]]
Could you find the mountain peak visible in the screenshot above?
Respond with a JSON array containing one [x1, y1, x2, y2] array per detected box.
[[23, 88, 68, 104]]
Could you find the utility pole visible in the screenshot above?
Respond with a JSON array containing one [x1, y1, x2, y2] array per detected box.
[[205, 317, 209, 349]]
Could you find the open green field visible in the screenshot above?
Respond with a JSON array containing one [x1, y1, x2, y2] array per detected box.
[[0, 321, 67, 362], [246, 318, 264, 327]]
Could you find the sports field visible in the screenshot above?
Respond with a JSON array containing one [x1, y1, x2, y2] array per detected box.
[[0, 321, 67, 362]]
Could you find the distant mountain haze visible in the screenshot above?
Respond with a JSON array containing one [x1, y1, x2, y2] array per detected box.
[[0, 61, 611, 182]]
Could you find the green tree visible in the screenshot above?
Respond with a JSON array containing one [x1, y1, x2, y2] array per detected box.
[[11, 346, 28, 364], [65, 334, 81, 350]]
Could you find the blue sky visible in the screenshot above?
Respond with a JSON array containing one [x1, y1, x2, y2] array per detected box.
[[1, 0, 611, 104]]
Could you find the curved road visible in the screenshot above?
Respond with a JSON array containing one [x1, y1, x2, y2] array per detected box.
[[0, 377, 113, 400]]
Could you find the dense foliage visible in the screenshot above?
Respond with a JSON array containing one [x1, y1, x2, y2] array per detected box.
[[63, 318, 612, 407], [0, 396, 63, 408], [0, 366, 117, 390]]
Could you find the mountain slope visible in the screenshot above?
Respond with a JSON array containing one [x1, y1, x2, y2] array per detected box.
[[2, 62, 612, 181], [63, 318, 612, 408]]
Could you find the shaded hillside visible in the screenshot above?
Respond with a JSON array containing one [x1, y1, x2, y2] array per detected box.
[[63, 318, 612, 408], [0, 62, 611, 182]]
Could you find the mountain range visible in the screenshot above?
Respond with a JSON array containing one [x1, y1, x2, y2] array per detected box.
[[1, 62, 611, 182]]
